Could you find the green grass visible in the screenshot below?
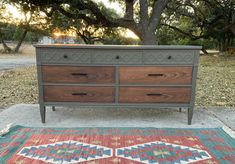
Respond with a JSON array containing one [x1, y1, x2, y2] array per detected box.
[[0, 55, 234, 109]]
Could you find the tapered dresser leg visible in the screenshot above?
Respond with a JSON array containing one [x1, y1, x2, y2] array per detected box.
[[52, 106, 55, 111], [179, 108, 182, 112], [188, 107, 193, 125], [40, 105, 46, 123]]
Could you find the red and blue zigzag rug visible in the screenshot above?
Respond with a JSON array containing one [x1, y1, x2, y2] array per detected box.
[[0, 126, 235, 163]]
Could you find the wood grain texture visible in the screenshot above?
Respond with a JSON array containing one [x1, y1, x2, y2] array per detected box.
[[42, 66, 115, 83], [119, 66, 192, 84], [44, 86, 115, 102], [119, 87, 191, 103]]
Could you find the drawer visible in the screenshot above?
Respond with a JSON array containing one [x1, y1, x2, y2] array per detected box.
[[42, 66, 115, 83], [44, 86, 115, 102], [119, 87, 191, 103], [143, 50, 195, 65], [92, 50, 142, 64], [39, 48, 91, 64], [119, 67, 192, 84]]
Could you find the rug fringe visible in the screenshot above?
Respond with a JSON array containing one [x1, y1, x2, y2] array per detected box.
[[0, 123, 13, 137], [222, 126, 235, 139]]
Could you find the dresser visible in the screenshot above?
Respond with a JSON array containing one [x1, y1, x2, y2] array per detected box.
[[35, 45, 201, 125]]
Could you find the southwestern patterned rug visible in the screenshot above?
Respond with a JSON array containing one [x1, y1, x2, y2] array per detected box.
[[0, 126, 235, 164]]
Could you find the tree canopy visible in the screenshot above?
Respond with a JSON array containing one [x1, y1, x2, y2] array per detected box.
[[10, 0, 169, 45], [1, 0, 235, 52], [163, 0, 235, 51], [47, 3, 134, 44], [0, 0, 48, 52]]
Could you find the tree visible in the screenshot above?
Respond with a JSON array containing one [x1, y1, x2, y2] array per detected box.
[[11, 0, 169, 45], [0, 1, 30, 52], [0, 0, 48, 53], [163, 0, 235, 52], [47, 4, 137, 45], [48, 6, 113, 44]]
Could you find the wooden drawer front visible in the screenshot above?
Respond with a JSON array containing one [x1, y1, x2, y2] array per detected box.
[[92, 50, 142, 64], [42, 66, 115, 83], [143, 50, 195, 65], [44, 86, 115, 102], [119, 87, 191, 103], [39, 48, 91, 64], [120, 67, 192, 84]]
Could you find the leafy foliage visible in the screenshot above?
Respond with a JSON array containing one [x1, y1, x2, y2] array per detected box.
[[1, 0, 235, 51], [0, 0, 48, 52], [45, 1, 140, 45], [163, 0, 235, 51], [9, 0, 169, 45]]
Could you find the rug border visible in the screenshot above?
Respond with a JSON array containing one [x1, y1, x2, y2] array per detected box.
[[222, 126, 235, 139], [1, 124, 235, 140], [0, 124, 13, 137]]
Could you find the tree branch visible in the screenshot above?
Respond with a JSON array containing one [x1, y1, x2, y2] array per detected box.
[[139, 0, 149, 30], [161, 23, 208, 40], [149, 0, 168, 31], [124, 0, 134, 20], [14, 29, 28, 52], [56, 6, 99, 25], [56, 1, 139, 30]]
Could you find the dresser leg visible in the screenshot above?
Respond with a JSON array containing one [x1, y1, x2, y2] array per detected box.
[[52, 106, 55, 111], [179, 108, 182, 112], [188, 108, 193, 125], [40, 105, 46, 123]]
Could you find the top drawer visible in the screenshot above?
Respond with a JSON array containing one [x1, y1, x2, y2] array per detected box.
[[92, 50, 142, 64], [143, 50, 195, 65], [38, 48, 195, 65], [39, 48, 91, 64]]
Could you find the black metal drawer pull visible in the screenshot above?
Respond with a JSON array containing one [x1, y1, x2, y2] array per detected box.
[[168, 56, 172, 59], [146, 93, 162, 96], [71, 73, 87, 76], [63, 55, 68, 58], [116, 55, 120, 59], [72, 92, 87, 96], [148, 74, 164, 77]]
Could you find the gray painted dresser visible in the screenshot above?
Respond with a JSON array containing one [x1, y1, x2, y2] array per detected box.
[[35, 45, 201, 125]]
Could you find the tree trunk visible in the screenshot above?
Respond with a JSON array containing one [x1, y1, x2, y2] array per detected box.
[[14, 29, 28, 52], [0, 30, 13, 52], [1, 38, 13, 53], [137, 0, 168, 45], [0, 29, 28, 53], [201, 47, 208, 55], [219, 36, 233, 52], [231, 27, 235, 36], [140, 31, 157, 45], [219, 42, 226, 52]]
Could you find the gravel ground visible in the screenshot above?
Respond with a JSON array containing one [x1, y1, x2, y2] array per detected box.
[[0, 55, 234, 110], [0, 66, 38, 109], [196, 55, 235, 107]]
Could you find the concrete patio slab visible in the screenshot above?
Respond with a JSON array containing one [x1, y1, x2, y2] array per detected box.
[[205, 106, 235, 130], [1, 104, 234, 130]]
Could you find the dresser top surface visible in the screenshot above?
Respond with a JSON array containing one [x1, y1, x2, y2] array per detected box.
[[34, 44, 202, 50]]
